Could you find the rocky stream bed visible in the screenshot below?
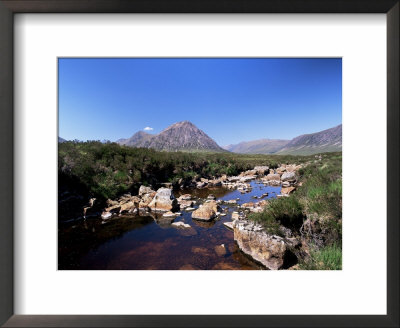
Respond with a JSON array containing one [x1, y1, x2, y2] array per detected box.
[[59, 165, 303, 270]]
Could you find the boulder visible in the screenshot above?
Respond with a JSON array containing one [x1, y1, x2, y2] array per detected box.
[[139, 192, 156, 209], [118, 193, 133, 203], [223, 221, 234, 230], [83, 197, 98, 217], [276, 166, 286, 174], [172, 221, 197, 236], [106, 199, 119, 207], [249, 207, 263, 213], [285, 165, 295, 173], [281, 171, 297, 182], [178, 194, 192, 201], [242, 169, 257, 176], [148, 188, 178, 212], [101, 212, 112, 220], [208, 179, 222, 186], [196, 181, 207, 188], [104, 204, 121, 214], [233, 219, 293, 270], [265, 173, 281, 182], [138, 185, 154, 196], [286, 164, 302, 172], [240, 176, 255, 182], [231, 211, 242, 220], [162, 211, 176, 218], [258, 200, 268, 207], [171, 221, 191, 229], [281, 186, 296, 195], [242, 202, 255, 209], [119, 201, 138, 214], [191, 200, 218, 221], [214, 244, 227, 256], [179, 200, 194, 209], [254, 166, 269, 175], [191, 246, 212, 256]]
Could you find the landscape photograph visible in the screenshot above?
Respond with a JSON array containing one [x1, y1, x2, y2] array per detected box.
[[58, 58, 342, 270]]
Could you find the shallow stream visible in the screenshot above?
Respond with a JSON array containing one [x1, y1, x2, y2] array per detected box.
[[58, 180, 281, 270]]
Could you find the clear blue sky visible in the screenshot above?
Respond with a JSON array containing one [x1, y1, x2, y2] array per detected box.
[[59, 58, 342, 146]]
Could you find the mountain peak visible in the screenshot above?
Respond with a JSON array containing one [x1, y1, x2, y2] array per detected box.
[[118, 121, 226, 153], [176, 120, 192, 125], [165, 120, 195, 129]]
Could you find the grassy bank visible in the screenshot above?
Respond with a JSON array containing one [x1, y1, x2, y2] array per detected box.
[[247, 152, 342, 254]]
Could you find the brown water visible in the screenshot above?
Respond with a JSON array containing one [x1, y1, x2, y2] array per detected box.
[[58, 180, 281, 270]]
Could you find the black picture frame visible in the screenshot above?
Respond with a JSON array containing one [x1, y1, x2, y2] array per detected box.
[[0, 0, 398, 327]]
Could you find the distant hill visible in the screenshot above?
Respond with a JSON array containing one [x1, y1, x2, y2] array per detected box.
[[276, 124, 342, 155], [117, 121, 226, 153], [118, 131, 154, 147], [224, 139, 290, 154], [225, 124, 342, 155], [58, 137, 66, 143]]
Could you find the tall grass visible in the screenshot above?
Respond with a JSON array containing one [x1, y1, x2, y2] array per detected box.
[[299, 244, 342, 270], [297, 156, 342, 220]]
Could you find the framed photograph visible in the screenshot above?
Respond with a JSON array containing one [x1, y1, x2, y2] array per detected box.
[[0, 0, 398, 327]]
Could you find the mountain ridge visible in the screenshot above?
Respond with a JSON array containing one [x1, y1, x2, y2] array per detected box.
[[276, 124, 342, 155], [223, 139, 290, 154], [224, 124, 342, 155]]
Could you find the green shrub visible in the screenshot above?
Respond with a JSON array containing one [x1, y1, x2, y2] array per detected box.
[[59, 141, 331, 201], [248, 210, 283, 236], [249, 196, 304, 232]]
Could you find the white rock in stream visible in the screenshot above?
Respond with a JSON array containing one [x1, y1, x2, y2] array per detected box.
[[172, 222, 192, 229], [101, 212, 112, 220], [162, 211, 176, 218], [231, 212, 240, 220], [224, 221, 234, 230]]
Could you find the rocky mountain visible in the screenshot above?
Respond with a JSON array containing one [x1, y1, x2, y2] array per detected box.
[[224, 139, 290, 154], [226, 124, 342, 155], [118, 131, 154, 147], [276, 124, 342, 155], [117, 121, 226, 152]]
